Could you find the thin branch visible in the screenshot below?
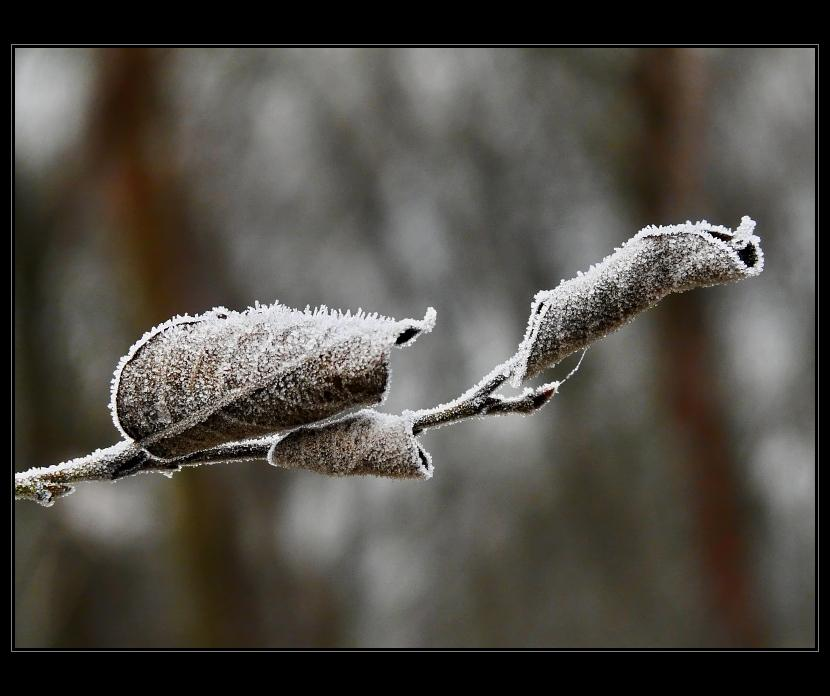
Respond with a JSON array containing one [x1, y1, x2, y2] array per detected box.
[[13, 438, 277, 506], [14, 353, 588, 505], [407, 359, 514, 434], [408, 349, 587, 434], [15, 441, 152, 506]]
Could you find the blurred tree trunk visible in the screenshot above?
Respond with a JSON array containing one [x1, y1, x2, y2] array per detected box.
[[633, 47, 763, 647], [88, 47, 264, 646], [81, 48, 343, 647]]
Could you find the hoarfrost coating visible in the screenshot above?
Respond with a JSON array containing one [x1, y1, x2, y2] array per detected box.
[[111, 302, 436, 459], [510, 217, 763, 385]]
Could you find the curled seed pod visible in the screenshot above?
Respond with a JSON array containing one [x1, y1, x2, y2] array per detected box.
[[111, 302, 436, 459], [268, 410, 433, 480], [510, 217, 764, 386]]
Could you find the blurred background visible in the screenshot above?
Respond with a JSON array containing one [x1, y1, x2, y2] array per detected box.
[[13, 46, 815, 648]]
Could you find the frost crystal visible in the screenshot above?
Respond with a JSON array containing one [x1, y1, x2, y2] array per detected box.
[[111, 302, 436, 458], [268, 409, 432, 480], [510, 217, 764, 385]]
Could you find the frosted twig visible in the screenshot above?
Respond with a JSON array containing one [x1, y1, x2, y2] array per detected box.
[[407, 360, 513, 434], [14, 352, 582, 503], [15, 441, 157, 506], [407, 349, 587, 434], [15, 217, 763, 506], [15, 411, 436, 504], [13, 438, 282, 505]]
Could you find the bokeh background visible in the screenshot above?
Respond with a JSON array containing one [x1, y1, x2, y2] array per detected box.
[[14, 46, 815, 648]]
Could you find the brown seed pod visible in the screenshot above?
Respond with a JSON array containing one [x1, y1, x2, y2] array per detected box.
[[111, 303, 436, 459], [510, 217, 764, 385], [268, 409, 432, 480]]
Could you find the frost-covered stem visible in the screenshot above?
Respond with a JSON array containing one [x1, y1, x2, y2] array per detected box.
[[15, 441, 152, 506], [173, 439, 275, 467], [14, 351, 586, 504], [408, 361, 512, 434], [410, 381, 559, 434], [409, 350, 587, 434], [14, 439, 278, 506]]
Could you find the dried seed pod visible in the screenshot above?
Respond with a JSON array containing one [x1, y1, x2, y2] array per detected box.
[[268, 410, 432, 480], [111, 303, 436, 459], [510, 217, 764, 386]]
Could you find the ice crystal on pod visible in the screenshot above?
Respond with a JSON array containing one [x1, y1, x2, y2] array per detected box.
[[111, 302, 436, 459], [510, 217, 763, 385]]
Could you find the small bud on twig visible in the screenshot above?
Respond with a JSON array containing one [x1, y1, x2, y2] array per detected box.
[[268, 410, 432, 480]]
